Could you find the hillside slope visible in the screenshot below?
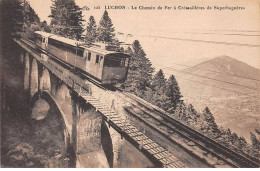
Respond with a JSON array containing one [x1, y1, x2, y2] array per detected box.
[[176, 56, 260, 141]]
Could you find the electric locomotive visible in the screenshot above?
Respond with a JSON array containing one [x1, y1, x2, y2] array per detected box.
[[33, 31, 130, 84]]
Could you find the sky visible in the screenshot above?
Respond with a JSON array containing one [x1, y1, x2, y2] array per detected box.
[[27, 0, 260, 72]]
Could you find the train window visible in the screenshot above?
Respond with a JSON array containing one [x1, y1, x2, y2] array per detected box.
[[96, 55, 100, 64], [49, 38, 59, 47], [48, 38, 54, 46], [88, 52, 91, 61], [60, 42, 66, 51], [104, 57, 122, 67], [103, 54, 130, 68], [77, 49, 84, 57], [67, 45, 76, 55], [49, 38, 70, 53]]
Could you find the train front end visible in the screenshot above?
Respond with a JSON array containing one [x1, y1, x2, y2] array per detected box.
[[101, 53, 130, 84]]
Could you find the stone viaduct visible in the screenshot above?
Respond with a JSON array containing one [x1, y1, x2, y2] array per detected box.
[[18, 48, 153, 168], [13, 37, 191, 168]]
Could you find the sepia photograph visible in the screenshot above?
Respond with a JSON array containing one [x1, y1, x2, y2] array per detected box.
[[0, 0, 259, 168]]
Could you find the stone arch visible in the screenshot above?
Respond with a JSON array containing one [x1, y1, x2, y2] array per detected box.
[[50, 74, 59, 97], [56, 83, 71, 101], [101, 120, 114, 167], [30, 58, 39, 97], [31, 91, 72, 148], [39, 68, 51, 92], [55, 83, 73, 142], [31, 91, 72, 167], [24, 53, 30, 91], [106, 123, 123, 168]]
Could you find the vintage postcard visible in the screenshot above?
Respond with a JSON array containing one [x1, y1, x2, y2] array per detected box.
[[1, 0, 259, 168]]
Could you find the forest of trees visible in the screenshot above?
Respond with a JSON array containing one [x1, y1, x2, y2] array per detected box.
[[1, 0, 259, 161], [49, 0, 84, 40]]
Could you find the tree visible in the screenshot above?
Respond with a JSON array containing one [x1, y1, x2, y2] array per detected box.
[[25, 23, 41, 39], [225, 128, 232, 136], [186, 104, 200, 123], [23, 1, 41, 39], [85, 16, 97, 44], [143, 87, 155, 104], [0, 0, 40, 47], [150, 69, 167, 108], [174, 101, 186, 120], [49, 0, 84, 40], [97, 10, 115, 43], [151, 69, 166, 92], [238, 137, 247, 149], [164, 75, 182, 112], [250, 132, 260, 150], [0, 0, 24, 38], [124, 40, 154, 98], [24, 1, 40, 26], [255, 129, 260, 135], [203, 107, 219, 133], [230, 132, 239, 145], [40, 21, 51, 33]]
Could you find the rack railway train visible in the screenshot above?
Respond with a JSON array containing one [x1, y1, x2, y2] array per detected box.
[[33, 31, 130, 85]]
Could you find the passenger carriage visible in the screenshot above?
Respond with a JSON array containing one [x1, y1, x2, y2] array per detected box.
[[33, 31, 130, 84]]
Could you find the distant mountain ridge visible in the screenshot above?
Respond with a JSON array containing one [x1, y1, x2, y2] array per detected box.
[[178, 56, 260, 98], [175, 56, 260, 141], [191, 55, 260, 80]]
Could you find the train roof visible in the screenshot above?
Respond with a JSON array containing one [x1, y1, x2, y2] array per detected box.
[[34, 31, 129, 57], [50, 35, 82, 48], [34, 31, 53, 38], [35, 31, 83, 47], [84, 45, 126, 57]]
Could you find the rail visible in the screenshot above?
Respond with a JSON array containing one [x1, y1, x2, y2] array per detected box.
[[122, 92, 260, 168]]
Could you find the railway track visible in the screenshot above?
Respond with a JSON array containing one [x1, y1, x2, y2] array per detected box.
[[17, 36, 259, 168], [16, 37, 189, 168], [120, 92, 260, 168]]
